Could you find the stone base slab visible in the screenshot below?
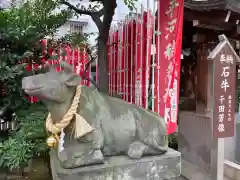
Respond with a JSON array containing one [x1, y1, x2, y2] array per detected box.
[[181, 159, 212, 180], [50, 148, 181, 180], [224, 160, 240, 180]]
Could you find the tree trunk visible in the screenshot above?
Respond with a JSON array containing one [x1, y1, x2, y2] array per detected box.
[[97, 1, 116, 93], [97, 39, 108, 93]]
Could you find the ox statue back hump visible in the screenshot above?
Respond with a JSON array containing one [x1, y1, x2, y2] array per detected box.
[[22, 61, 167, 169]]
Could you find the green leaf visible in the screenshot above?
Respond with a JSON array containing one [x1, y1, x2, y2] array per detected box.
[[0, 0, 69, 169]]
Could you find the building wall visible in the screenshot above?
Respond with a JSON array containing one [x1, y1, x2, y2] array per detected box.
[[0, 0, 17, 8], [54, 0, 99, 45]]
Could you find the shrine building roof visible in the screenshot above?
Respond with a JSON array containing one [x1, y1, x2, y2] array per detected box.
[[184, 0, 240, 14]]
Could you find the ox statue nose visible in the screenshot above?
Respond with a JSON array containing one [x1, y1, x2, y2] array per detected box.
[[22, 77, 28, 90], [22, 76, 35, 91]]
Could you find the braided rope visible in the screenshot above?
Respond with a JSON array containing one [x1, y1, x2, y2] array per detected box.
[[45, 85, 81, 135]]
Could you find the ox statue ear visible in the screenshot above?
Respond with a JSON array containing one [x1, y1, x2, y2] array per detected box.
[[64, 73, 81, 87], [43, 63, 58, 72], [59, 60, 74, 74]]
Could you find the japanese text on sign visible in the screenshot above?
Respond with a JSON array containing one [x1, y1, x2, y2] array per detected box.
[[163, 0, 179, 124], [217, 54, 234, 133], [228, 95, 232, 122], [220, 66, 230, 92], [218, 95, 225, 132], [220, 54, 233, 64], [158, 0, 183, 134], [213, 49, 236, 138]]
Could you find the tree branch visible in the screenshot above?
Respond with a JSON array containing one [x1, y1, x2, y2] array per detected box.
[[99, 2, 116, 42], [60, 0, 103, 30], [82, 46, 97, 87], [90, 0, 104, 2], [60, 0, 98, 16], [98, 8, 104, 16], [91, 15, 102, 30], [91, 8, 104, 30]]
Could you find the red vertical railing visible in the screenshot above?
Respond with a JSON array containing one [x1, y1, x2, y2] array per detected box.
[[107, 1, 183, 135]]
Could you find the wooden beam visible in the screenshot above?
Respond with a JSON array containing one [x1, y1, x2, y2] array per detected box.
[[195, 26, 240, 40], [184, 8, 240, 23], [184, 9, 240, 31], [192, 20, 234, 31], [224, 26, 240, 40], [184, 8, 228, 21]]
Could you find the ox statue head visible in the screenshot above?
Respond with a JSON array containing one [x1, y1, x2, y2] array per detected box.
[[22, 61, 81, 104]]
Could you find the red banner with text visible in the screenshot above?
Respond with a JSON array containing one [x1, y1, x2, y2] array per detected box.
[[156, 0, 184, 134]]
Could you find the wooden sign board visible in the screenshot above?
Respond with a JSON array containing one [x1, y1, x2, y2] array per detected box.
[[208, 34, 240, 138]]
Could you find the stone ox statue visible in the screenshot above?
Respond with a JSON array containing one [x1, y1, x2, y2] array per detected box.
[[22, 62, 167, 169]]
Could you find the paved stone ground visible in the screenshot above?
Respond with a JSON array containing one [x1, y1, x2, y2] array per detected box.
[[4, 159, 231, 180], [6, 158, 51, 180], [181, 176, 232, 180], [6, 174, 231, 180]]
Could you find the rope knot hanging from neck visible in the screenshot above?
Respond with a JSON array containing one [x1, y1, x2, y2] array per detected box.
[[45, 85, 93, 138]]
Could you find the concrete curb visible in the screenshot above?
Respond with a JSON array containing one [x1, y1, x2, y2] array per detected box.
[[182, 159, 237, 180], [224, 160, 240, 180]]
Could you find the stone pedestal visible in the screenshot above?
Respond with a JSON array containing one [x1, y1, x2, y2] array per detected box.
[[50, 148, 181, 180]]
